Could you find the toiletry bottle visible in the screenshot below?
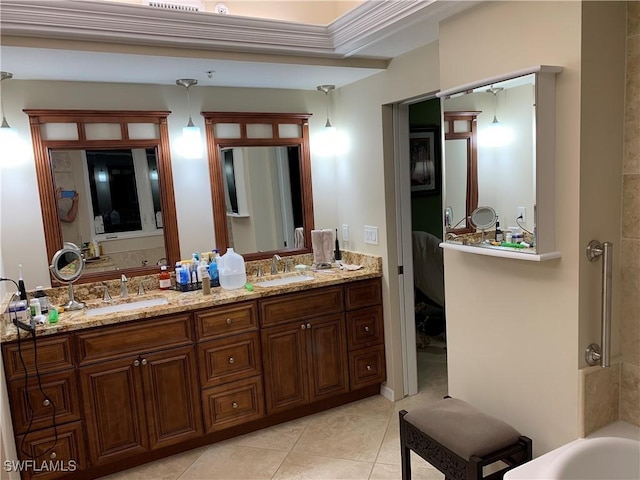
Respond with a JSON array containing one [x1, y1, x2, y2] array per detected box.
[[495, 216, 503, 242], [34, 286, 49, 314], [209, 260, 219, 287], [159, 266, 171, 290], [29, 298, 42, 318]]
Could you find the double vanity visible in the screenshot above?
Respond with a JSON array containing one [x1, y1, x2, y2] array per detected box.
[[1, 255, 385, 480]]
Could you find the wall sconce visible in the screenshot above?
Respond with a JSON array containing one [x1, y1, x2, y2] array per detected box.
[[175, 78, 204, 159], [312, 84, 349, 157], [149, 169, 158, 181], [479, 86, 513, 147], [0, 71, 29, 168], [97, 169, 108, 183]]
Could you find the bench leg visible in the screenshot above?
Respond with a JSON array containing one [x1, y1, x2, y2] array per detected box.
[[399, 410, 412, 480]]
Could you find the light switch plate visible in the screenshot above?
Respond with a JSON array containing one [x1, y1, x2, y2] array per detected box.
[[364, 225, 378, 245], [342, 224, 349, 242]]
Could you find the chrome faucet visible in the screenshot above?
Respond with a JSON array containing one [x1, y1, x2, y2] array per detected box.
[[271, 254, 282, 275], [120, 274, 129, 298], [101, 282, 112, 301]]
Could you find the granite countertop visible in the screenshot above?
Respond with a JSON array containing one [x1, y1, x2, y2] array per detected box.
[[1, 256, 381, 343]]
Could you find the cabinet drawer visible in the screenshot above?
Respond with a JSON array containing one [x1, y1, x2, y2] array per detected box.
[[77, 313, 193, 365], [345, 279, 382, 310], [3, 336, 73, 381], [195, 301, 258, 341], [16, 420, 86, 480], [260, 286, 343, 327], [349, 344, 386, 390], [202, 376, 265, 433], [198, 332, 261, 388], [346, 306, 384, 350], [9, 369, 81, 434]]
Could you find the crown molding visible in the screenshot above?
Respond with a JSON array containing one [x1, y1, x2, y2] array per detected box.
[[0, 0, 476, 59]]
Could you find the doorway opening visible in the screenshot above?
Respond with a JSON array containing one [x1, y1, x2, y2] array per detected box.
[[393, 95, 447, 399]]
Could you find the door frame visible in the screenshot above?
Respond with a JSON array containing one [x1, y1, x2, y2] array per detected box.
[[392, 92, 441, 397]]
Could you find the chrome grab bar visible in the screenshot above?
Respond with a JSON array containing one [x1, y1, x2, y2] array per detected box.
[[585, 240, 613, 368]]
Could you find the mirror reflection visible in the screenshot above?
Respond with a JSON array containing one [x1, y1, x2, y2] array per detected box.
[[221, 146, 304, 255], [443, 73, 537, 251], [51, 148, 166, 273]]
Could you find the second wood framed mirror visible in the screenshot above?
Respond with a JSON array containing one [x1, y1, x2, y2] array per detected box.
[[203, 112, 314, 261]]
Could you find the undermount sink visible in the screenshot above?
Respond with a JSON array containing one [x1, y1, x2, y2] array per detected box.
[[252, 274, 315, 288], [85, 296, 169, 317]]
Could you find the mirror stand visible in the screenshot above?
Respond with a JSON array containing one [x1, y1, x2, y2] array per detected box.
[[62, 283, 85, 311], [50, 243, 86, 311]]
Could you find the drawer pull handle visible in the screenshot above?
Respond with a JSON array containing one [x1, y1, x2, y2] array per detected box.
[[43, 399, 50, 407], [232, 402, 238, 409], [141, 358, 147, 366], [364, 326, 370, 332], [134, 359, 140, 367], [226, 318, 233, 325], [306, 323, 311, 329], [366, 365, 372, 371], [50, 452, 57, 460], [301, 324, 306, 330], [228, 357, 235, 364]]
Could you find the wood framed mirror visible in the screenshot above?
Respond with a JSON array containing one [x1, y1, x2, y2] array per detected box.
[[443, 111, 479, 234], [27, 109, 180, 284], [203, 112, 314, 261]]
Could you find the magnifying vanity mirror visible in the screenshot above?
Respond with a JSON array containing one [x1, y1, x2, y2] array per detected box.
[[28, 109, 180, 284], [50, 243, 85, 310], [439, 65, 563, 260], [204, 112, 314, 260]]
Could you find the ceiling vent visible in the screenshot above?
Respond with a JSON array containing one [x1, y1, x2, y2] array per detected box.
[[143, 1, 203, 13]]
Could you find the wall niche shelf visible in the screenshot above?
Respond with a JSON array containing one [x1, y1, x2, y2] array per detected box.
[[439, 65, 563, 260], [440, 242, 562, 262]]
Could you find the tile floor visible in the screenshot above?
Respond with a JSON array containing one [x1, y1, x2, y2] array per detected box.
[[101, 345, 448, 480]]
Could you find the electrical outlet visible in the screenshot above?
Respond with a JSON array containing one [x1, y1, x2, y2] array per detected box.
[[364, 225, 378, 245], [517, 207, 526, 222], [342, 224, 349, 242]]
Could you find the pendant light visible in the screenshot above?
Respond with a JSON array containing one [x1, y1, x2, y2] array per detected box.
[[479, 86, 512, 147], [175, 78, 204, 159], [0, 71, 29, 167], [312, 84, 348, 157]]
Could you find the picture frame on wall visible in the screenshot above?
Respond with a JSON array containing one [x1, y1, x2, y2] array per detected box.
[[410, 127, 440, 195]]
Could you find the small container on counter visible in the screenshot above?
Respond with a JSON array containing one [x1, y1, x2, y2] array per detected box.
[[159, 266, 171, 290]]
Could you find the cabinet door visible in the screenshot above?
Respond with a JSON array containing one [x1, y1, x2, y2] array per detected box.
[[306, 314, 349, 401], [261, 322, 309, 414], [139, 346, 203, 450], [79, 356, 149, 467]]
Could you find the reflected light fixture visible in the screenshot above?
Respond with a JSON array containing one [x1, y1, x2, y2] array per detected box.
[[479, 86, 513, 147], [97, 169, 108, 183], [0, 71, 29, 168], [175, 78, 204, 159], [312, 84, 348, 157], [149, 168, 158, 181]]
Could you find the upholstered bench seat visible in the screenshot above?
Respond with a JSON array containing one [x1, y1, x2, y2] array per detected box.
[[399, 397, 532, 480]]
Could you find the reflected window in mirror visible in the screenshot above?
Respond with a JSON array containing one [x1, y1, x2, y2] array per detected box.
[[26, 109, 180, 284], [203, 112, 314, 261]]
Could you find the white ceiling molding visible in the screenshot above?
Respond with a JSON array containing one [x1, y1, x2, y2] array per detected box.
[[0, 0, 478, 59]]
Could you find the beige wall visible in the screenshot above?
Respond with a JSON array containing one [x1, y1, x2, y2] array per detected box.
[[439, 1, 584, 455]]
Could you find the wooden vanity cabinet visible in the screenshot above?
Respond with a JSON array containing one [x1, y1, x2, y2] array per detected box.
[[2, 334, 87, 480], [77, 314, 202, 467], [345, 280, 386, 389], [195, 301, 265, 433], [260, 287, 349, 415]]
